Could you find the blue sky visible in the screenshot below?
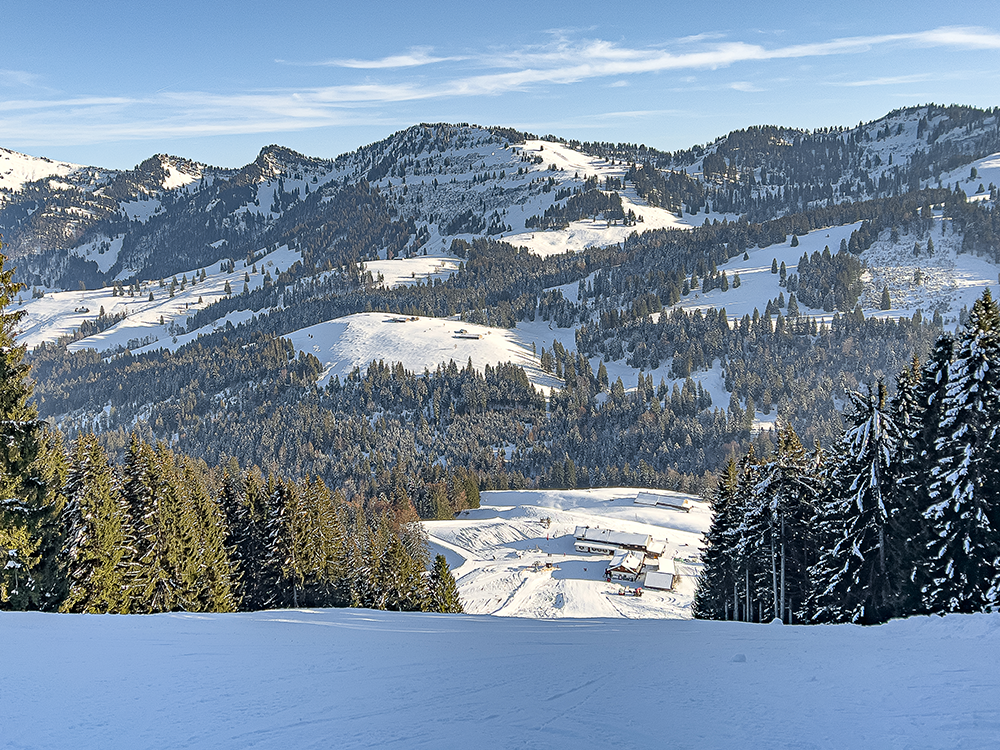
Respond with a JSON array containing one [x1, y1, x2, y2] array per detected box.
[[2, 0, 999, 169]]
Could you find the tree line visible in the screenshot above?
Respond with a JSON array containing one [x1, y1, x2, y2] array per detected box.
[[695, 290, 1000, 623]]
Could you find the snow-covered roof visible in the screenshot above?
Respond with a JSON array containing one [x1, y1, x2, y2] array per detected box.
[[644, 570, 675, 590], [606, 550, 644, 573], [646, 539, 666, 557], [634, 492, 693, 511], [574, 526, 652, 550]]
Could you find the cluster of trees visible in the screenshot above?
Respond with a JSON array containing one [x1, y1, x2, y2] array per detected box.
[[0, 250, 462, 614], [576, 302, 939, 443], [58, 435, 460, 614], [525, 189, 629, 229], [695, 291, 1000, 624], [792, 244, 864, 312], [623, 164, 706, 215]]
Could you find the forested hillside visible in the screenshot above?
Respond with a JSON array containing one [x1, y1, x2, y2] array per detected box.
[[2, 105, 1000, 618]]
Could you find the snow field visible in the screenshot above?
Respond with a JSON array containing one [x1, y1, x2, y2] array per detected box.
[[935, 152, 1000, 198], [3, 607, 1000, 749], [283, 312, 562, 391], [860, 217, 1000, 325], [359, 251, 462, 287], [424, 488, 709, 619]]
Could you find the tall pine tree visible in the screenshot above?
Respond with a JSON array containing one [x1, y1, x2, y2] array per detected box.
[[60, 435, 132, 613], [693, 457, 740, 620], [0, 246, 54, 609]]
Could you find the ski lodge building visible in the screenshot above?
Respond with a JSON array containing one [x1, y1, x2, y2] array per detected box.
[[573, 526, 666, 558], [643, 558, 676, 590], [605, 550, 645, 581]]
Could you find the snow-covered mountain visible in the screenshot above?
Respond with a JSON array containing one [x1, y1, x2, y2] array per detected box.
[[6, 104, 1000, 510], [10, 107, 998, 374], [4, 105, 996, 295]]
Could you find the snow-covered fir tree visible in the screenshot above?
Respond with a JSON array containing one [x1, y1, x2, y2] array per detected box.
[[693, 457, 740, 620], [922, 290, 1000, 614], [750, 424, 822, 623], [810, 382, 906, 624]]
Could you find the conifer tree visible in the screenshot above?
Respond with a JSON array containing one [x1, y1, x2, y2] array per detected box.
[[372, 514, 428, 611], [121, 435, 174, 612], [0, 246, 53, 609], [891, 358, 930, 613], [810, 383, 904, 624], [922, 290, 1000, 613], [225, 468, 273, 611], [60, 435, 132, 613], [693, 457, 740, 619], [428, 554, 463, 613], [303, 478, 347, 606], [23, 428, 70, 610], [261, 474, 293, 608], [750, 424, 821, 622], [731, 446, 766, 621], [174, 458, 235, 612]]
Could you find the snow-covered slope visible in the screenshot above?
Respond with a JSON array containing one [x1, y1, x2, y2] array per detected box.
[[427, 487, 709, 619], [4, 607, 999, 749], [667, 211, 1000, 329], [16, 245, 301, 354], [0, 147, 81, 196], [283, 313, 560, 390]]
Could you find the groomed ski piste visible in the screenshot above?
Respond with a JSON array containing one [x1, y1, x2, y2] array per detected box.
[[4, 606, 1000, 748], [426, 488, 709, 619]]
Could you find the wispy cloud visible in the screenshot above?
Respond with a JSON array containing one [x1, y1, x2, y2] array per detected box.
[[728, 81, 764, 92], [0, 69, 47, 89], [278, 47, 462, 69], [2, 25, 998, 146], [833, 73, 933, 87], [585, 109, 689, 120]]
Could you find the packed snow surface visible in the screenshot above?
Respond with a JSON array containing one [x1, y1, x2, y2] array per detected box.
[[3, 608, 999, 749], [425, 488, 709, 618]]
